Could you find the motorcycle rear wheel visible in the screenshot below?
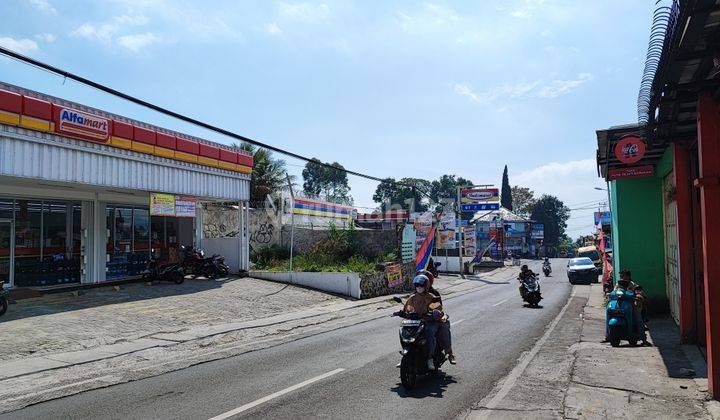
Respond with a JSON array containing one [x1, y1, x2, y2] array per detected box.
[[0, 297, 7, 316], [171, 271, 184, 285], [400, 354, 417, 390]]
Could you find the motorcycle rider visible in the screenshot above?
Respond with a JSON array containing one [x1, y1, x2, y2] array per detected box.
[[403, 274, 444, 370], [518, 264, 538, 300], [418, 269, 456, 365]]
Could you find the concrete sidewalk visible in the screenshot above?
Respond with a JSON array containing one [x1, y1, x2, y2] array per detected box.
[[463, 283, 719, 419]]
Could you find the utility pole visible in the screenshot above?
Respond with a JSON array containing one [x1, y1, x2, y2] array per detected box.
[[286, 174, 295, 272], [456, 186, 465, 279]]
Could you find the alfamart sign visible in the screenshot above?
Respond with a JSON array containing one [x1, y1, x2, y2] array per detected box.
[[54, 107, 110, 143]]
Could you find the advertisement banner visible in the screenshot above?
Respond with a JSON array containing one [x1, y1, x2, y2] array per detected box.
[[401, 224, 416, 263], [150, 193, 175, 216], [438, 230, 456, 249], [609, 165, 654, 180], [460, 188, 499, 203], [531, 223, 544, 239], [593, 211, 612, 226], [439, 212, 456, 231], [175, 196, 198, 218], [460, 203, 500, 212], [386, 264, 403, 288]]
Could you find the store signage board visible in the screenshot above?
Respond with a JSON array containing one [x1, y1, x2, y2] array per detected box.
[[531, 223, 544, 239], [175, 195, 197, 217], [460, 188, 499, 203], [609, 165, 654, 180], [55, 107, 110, 143], [593, 212, 612, 226], [461, 203, 500, 212], [614, 136, 646, 164], [150, 193, 175, 216]]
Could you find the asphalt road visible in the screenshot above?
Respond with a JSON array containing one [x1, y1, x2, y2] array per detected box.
[[2, 259, 574, 420]]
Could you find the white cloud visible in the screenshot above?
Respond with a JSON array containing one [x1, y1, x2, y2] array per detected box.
[[35, 33, 56, 42], [28, 0, 56, 14], [513, 158, 608, 237], [279, 2, 331, 22], [116, 32, 159, 51], [266, 22, 283, 35], [537, 73, 593, 98], [454, 73, 592, 104], [0, 37, 39, 54], [71, 14, 159, 52], [511, 0, 546, 19]]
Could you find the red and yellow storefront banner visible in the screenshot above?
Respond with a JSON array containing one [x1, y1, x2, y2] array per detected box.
[[0, 88, 253, 174]]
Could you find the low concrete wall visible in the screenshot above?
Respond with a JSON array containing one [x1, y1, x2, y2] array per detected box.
[[250, 271, 361, 299], [359, 261, 416, 299]]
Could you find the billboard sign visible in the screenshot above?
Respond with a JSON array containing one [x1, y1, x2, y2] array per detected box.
[[460, 188, 499, 203], [531, 223, 544, 239], [594, 211, 612, 226], [460, 202, 500, 212]]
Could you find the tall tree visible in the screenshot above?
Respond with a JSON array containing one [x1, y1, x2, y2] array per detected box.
[[302, 158, 353, 204], [511, 186, 536, 218], [501, 165, 513, 210], [530, 194, 570, 247], [235, 143, 293, 204], [373, 177, 431, 212], [429, 175, 473, 203]]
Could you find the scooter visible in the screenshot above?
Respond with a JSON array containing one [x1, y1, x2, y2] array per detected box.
[[0, 283, 8, 317], [606, 287, 644, 347], [142, 250, 185, 284], [520, 275, 542, 307], [392, 297, 447, 390], [542, 263, 551, 277]]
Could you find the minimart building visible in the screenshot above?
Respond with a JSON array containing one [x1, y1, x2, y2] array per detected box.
[[0, 83, 252, 289]]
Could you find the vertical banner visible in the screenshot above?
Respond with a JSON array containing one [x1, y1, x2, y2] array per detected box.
[[415, 226, 437, 271]]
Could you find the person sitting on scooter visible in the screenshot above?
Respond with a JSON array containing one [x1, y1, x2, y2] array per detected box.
[[518, 264, 537, 299], [615, 269, 649, 345], [403, 274, 444, 370], [418, 269, 456, 365]]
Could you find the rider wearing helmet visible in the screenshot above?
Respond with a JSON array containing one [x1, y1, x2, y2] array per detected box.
[[403, 274, 443, 370], [518, 264, 537, 300], [418, 269, 456, 364]]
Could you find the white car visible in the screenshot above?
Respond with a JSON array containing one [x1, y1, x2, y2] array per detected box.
[[567, 257, 598, 284]]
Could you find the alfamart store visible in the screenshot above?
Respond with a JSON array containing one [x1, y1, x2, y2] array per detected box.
[[0, 82, 253, 289]]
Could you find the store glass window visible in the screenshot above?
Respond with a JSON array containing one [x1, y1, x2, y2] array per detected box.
[[0, 199, 12, 285], [107, 205, 152, 279], [14, 200, 42, 287]]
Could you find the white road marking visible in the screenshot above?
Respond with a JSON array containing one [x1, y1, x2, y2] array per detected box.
[[453, 319, 466, 326], [492, 298, 510, 307], [473, 288, 577, 419], [208, 368, 345, 420]]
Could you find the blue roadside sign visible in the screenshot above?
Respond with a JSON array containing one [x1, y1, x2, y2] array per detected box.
[[460, 203, 500, 212]]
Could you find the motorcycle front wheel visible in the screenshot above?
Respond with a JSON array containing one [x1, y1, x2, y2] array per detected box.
[[171, 271, 185, 285], [400, 354, 417, 390], [0, 296, 7, 316]]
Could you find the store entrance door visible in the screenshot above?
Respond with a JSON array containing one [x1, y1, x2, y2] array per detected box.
[[0, 219, 14, 287]]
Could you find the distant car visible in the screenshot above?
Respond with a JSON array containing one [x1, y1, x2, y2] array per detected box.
[[567, 257, 598, 284]]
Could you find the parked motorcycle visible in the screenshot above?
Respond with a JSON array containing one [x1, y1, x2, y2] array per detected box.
[[427, 258, 442, 278], [392, 297, 447, 390], [181, 246, 229, 278], [142, 250, 185, 284], [0, 283, 8, 317], [200, 254, 230, 278], [606, 287, 644, 347], [520, 275, 542, 307]]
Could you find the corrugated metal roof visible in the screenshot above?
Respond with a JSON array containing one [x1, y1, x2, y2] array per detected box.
[[0, 124, 249, 201]]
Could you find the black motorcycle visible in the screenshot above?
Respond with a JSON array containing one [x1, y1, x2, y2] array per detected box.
[[392, 297, 447, 390], [200, 254, 230, 278], [142, 250, 185, 284], [520, 275, 542, 307], [542, 264, 551, 277], [0, 283, 8, 317]]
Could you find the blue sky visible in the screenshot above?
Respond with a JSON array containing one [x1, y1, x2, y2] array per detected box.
[[0, 0, 656, 237]]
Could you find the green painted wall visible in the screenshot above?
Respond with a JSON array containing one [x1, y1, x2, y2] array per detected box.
[[610, 176, 667, 312]]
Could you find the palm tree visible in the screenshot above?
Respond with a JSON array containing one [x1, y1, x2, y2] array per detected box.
[[234, 143, 295, 204]]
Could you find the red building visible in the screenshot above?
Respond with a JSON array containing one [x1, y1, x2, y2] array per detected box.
[[597, 0, 720, 399]]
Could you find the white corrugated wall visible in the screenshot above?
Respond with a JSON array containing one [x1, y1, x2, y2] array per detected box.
[[0, 125, 249, 201]]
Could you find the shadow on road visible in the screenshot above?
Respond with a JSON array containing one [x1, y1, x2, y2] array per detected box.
[[390, 372, 458, 399], [466, 277, 510, 285]]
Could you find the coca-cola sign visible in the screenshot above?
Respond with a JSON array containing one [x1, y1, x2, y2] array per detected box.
[[614, 136, 646, 164]]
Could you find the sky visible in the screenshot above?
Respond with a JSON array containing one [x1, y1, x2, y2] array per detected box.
[[0, 0, 658, 238]]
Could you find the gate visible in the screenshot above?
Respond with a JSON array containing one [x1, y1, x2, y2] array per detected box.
[[663, 172, 681, 324]]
